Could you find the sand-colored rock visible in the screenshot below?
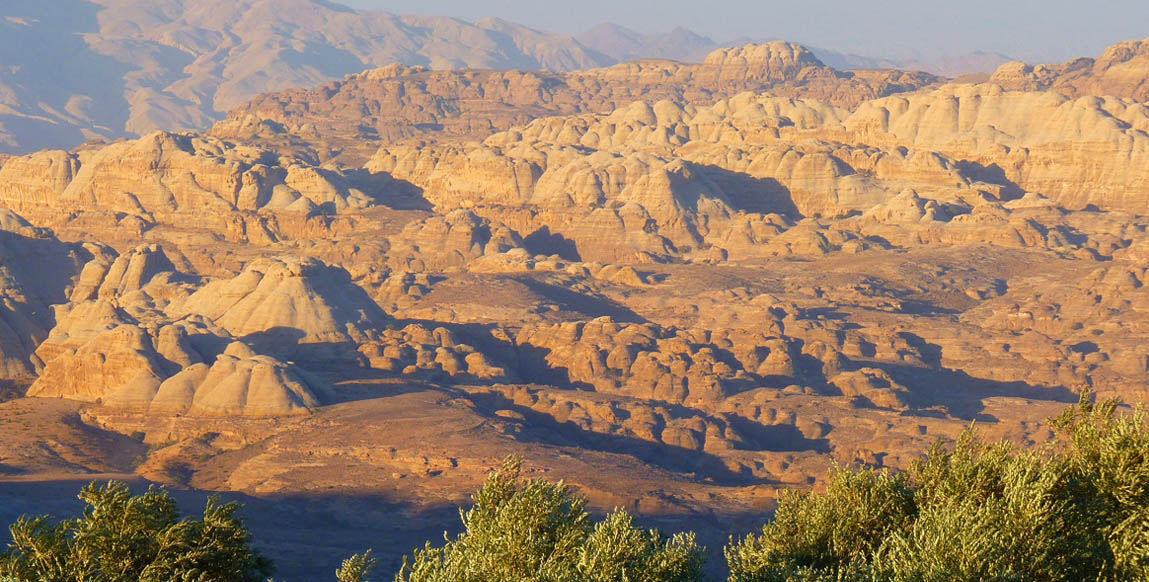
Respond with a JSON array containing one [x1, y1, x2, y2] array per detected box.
[[358, 323, 512, 381], [220, 42, 938, 162], [836, 84, 1149, 212], [0, 131, 388, 245], [0, 217, 89, 379], [384, 210, 525, 272], [514, 317, 824, 407], [172, 256, 388, 360], [158, 341, 320, 416], [25, 246, 326, 416], [57, 132, 372, 215], [989, 39, 1149, 101]]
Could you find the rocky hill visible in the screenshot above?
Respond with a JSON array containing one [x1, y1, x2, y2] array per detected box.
[[989, 38, 1149, 101], [217, 42, 940, 163]]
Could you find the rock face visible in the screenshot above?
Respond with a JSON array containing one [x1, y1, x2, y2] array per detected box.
[[58, 133, 373, 215], [218, 42, 939, 162], [152, 342, 321, 416], [837, 84, 1149, 212], [384, 210, 525, 272], [0, 0, 613, 154], [0, 216, 89, 378], [989, 39, 1149, 101], [28, 304, 321, 417], [701, 42, 830, 80], [173, 256, 388, 361], [515, 317, 808, 407], [0, 131, 387, 246], [364, 81, 1147, 261], [23, 246, 364, 417]]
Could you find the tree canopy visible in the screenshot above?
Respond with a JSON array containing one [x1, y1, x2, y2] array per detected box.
[[727, 390, 1149, 582], [396, 456, 706, 582]]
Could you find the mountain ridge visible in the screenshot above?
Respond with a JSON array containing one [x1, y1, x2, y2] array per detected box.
[[0, 0, 612, 154]]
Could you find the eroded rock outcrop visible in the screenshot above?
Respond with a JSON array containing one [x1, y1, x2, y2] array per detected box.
[[172, 256, 389, 362], [24, 247, 350, 416], [836, 84, 1149, 212], [513, 316, 839, 407], [989, 39, 1149, 101], [0, 214, 89, 379], [0, 132, 380, 244], [359, 323, 511, 380], [384, 210, 525, 272], [219, 42, 939, 159]]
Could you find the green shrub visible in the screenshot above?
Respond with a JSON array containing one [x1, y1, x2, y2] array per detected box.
[[874, 437, 1078, 581], [338, 550, 379, 582], [397, 456, 706, 582], [726, 467, 915, 582], [727, 390, 1149, 582], [578, 510, 705, 582], [1049, 395, 1149, 579], [0, 480, 273, 582]]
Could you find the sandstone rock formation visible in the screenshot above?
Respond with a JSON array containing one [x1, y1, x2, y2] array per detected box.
[[23, 246, 357, 417], [219, 42, 939, 162], [515, 317, 809, 406], [989, 39, 1149, 101], [364, 82, 1147, 263], [359, 323, 511, 381], [0, 131, 392, 248], [173, 256, 389, 361], [836, 84, 1149, 212], [0, 217, 88, 378]]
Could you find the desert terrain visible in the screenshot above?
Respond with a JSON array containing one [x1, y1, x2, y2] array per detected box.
[[0, 1, 1147, 577]]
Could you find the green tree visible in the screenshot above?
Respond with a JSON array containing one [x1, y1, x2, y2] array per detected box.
[[727, 390, 1149, 582], [726, 467, 915, 582], [397, 456, 705, 582], [578, 510, 704, 582], [0, 481, 273, 582], [874, 436, 1079, 581], [1047, 394, 1149, 579]]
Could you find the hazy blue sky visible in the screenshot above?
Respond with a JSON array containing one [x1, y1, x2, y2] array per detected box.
[[338, 0, 1149, 63]]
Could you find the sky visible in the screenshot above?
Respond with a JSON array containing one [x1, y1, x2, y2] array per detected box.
[[337, 0, 1149, 63]]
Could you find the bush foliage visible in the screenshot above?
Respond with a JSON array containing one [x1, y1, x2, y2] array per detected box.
[[727, 390, 1149, 582], [396, 456, 706, 582], [0, 481, 376, 582], [0, 481, 273, 582]]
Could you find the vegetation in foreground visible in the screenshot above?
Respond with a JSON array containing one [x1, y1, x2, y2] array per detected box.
[[0, 391, 1145, 582], [395, 456, 705, 582], [727, 391, 1149, 582]]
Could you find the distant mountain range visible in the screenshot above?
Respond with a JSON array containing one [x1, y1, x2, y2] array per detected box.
[[0, 0, 610, 154], [0, 0, 1015, 155]]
